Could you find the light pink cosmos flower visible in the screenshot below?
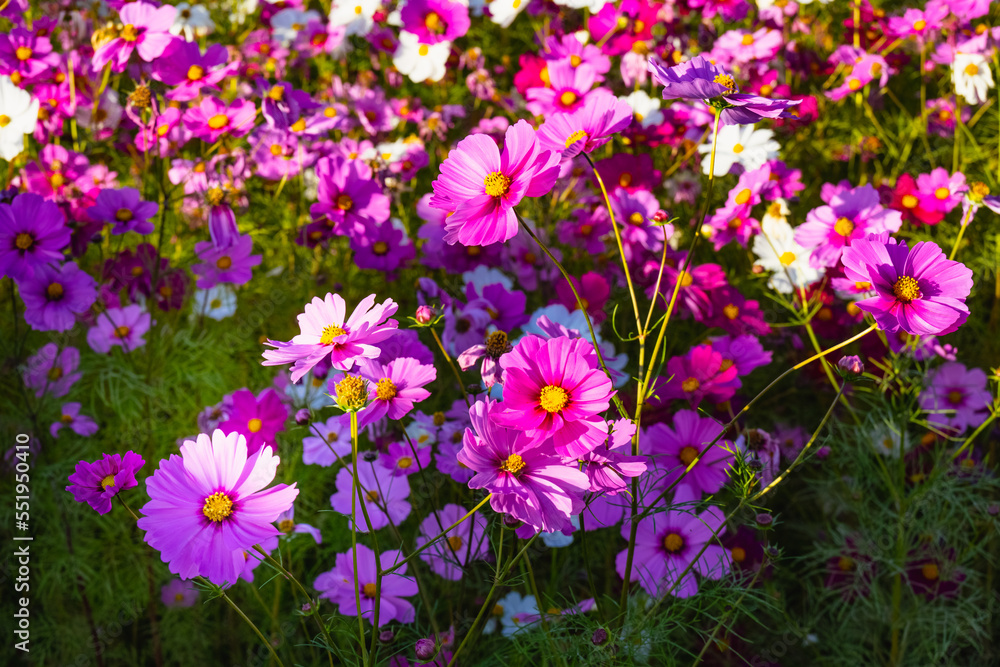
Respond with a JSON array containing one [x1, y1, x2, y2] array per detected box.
[[183, 97, 257, 143], [93, 1, 176, 72], [354, 357, 437, 429], [712, 28, 783, 67], [23, 343, 82, 398], [329, 460, 411, 532], [50, 402, 99, 438], [493, 335, 615, 458], [430, 119, 559, 246], [795, 183, 903, 268], [262, 293, 399, 382], [191, 233, 262, 288], [536, 90, 633, 160], [919, 362, 991, 434], [886, 4, 948, 40], [525, 60, 599, 116], [414, 503, 490, 581], [87, 304, 152, 354]]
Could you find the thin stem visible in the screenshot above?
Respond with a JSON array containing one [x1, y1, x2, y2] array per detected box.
[[215, 585, 286, 667], [350, 411, 369, 663], [430, 327, 470, 408], [949, 207, 973, 260], [381, 494, 493, 575]]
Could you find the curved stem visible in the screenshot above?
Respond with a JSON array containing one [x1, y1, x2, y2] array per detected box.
[[215, 585, 286, 667], [949, 206, 973, 260], [430, 327, 470, 408], [381, 494, 493, 575]]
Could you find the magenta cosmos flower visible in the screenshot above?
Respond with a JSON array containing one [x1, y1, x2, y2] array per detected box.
[[87, 187, 159, 235], [262, 293, 399, 382], [93, 1, 176, 72], [191, 234, 262, 288], [430, 119, 560, 246], [659, 343, 740, 408], [795, 184, 903, 268], [219, 388, 289, 456], [20, 261, 97, 333], [536, 90, 633, 160], [314, 544, 417, 626], [615, 484, 730, 598], [66, 451, 145, 515], [152, 41, 231, 102], [0, 192, 70, 282], [919, 362, 991, 434], [400, 0, 470, 43], [183, 97, 257, 143], [457, 398, 590, 534], [493, 335, 615, 457], [414, 503, 490, 581], [354, 357, 436, 428], [138, 429, 298, 586], [644, 411, 734, 495], [841, 233, 973, 336], [87, 304, 152, 353], [309, 155, 391, 238]]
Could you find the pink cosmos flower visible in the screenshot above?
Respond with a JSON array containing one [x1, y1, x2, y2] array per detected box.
[[219, 388, 289, 456], [645, 411, 734, 495], [795, 183, 903, 268], [309, 155, 391, 239], [659, 343, 740, 407], [919, 362, 991, 434], [353, 357, 436, 429], [138, 430, 298, 586], [314, 544, 417, 626], [580, 419, 647, 495], [841, 234, 973, 336], [525, 60, 598, 116], [457, 399, 590, 534], [887, 4, 948, 40], [916, 168, 967, 216], [0, 26, 60, 84], [23, 344, 82, 398], [350, 221, 416, 276], [889, 174, 945, 225], [87, 304, 152, 354], [608, 186, 664, 260], [152, 41, 231, 102], [430, 119, 559, 246], [400, 0, 470, 43], [380, 441, 432, 477], [50, 402, 98, 439], [493, 335, 615, 457], [329, 459, 411, 532], [713, 28, 783, 66], [66, 451, 144, 514], [302, 415, 351, 466], [93, 1, 177, 72], [161, 579, 199, 608], [414, 503, 490, 580], [191, 234, 262, 288], [536, 90, 633, 160], [183, 97, 257, 143], [262, 293, 399, 382], [705, 286, 771, 337]]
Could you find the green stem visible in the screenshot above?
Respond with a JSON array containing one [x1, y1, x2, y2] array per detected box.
[[381, 494, 493, 575], [430, 327, 470, 408], [350, 411, 369, 663], [215, 585, 286, 667]]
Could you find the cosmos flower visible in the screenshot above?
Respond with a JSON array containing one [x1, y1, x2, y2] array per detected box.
[[699, 124, 779, 177], [191, 233, 262, 288], [161, 578, 199, 607], [841, 233, 973, 336], [22, 343, 82, 398], [138, 430, 298, 586], [314, 544, 417, 625], [19, 261, 97, 333], [66, 451, 144, 514], [86, 304, 152, 354], [182, 97, 257, 143], [952, 53, 994, 105], [219, 388, 289, 456], [659, 343, 740, 408], [92, 1, 177, 72], [752, 215, 822, 294], [0, 192, 70, 282], [458, 398, 590, 534], [644, 410, 734, 495], [493, 335, 615, 457], [302, 415, 351, 467], [415, 503, 491, 580], [393, 32, 450, 83], [87, 187, 159, 235], [919, 362, 991, 434], [535, 90, 633, 160], [915, 168, 967, 216], [795, 183, 902, 268], [309, 155, 391, 238], [889, 173, 945, 225], [352, 357, 436, 429], [262, 293, 399, 382], [430, 119, 560, 246], [329, 459, 412, 532], [50, 402, 99, 439]]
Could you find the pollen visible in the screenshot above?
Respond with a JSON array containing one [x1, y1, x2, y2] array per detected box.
[[362, 582, 378, 598], [447, 535, 463, 551], [663, 532, 684, 553], [734, 188, 751, 205], [336, 193, 353, 210], [14, 232, 33, 250], [202, 491, 234, 522], [500, 453, 526, 475], [712, 74, 736, 92], [732, 143, 744, 154], [679, 446, 698, 466], [279, 519, 294, 532], [723, 304, 739, 320], [681, 377, 700, 393], [901, 194, 918, 208], [120, 23, 139, 41], [485, 330, 509, 357], [207, 113, 229, 130], [216, 256, 232, 270], [484, 171, 512, 197], [559, 90, 578, 107], [538, 385, 569, 413], [892, 275, 921, 303], [375, 377, 398, 401], [46, 282, 64, 300], [15, 46, 32, 61], [564, 129, 588, 148], [833, 217, 855, 237], [934, 186, 950, 200], [964, 62, 980, 76], [947, 390, 964, 405], [247, 418, 263, 433], [114, 325, 131, 339], [115, 207, 134, 222], [424, 12, 441, 31], [779, 251, 796, 266], [335, 375, 368, 410], [100, 474, 116, 490]]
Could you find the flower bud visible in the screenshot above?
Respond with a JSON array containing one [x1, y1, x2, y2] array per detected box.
[[379, 630, 395, 643], [334, 375, 369, 412], [651, 209, 668, 223], [591, 628, 609, 646], [836, 355, 864, 380], [755, 512, 773, 528], [415, 305, 435, 324], [294, 408, 311, 426], [415, 638, 437, 660]]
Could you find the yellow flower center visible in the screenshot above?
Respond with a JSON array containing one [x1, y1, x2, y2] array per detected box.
[[157, 124, 170, 136], [48, 366, 64, 380], [398, 456, 413, 469], [833, 217, 855, 237], [15, 232, 33, 250], [934, 186, 950, 200], [216, 256, 232, 270], [723, 304, 739, 320], [779, 251, 796, 266], [114, 325, 131, 339], [912, 19, 926, 31], [921, 563, 939, 581], [964, 62, 980, 76], [628, 212, 644, 226], [734, 188, 751, 205], [418, 44, 429, 57], [713, 74, 736, 92], [375, 377, 398, 402], [362, 582, 378, 598], [663, 532, 684, 553], [484, 171, 512, 197], [207, 114, 229, 130], [424, 12, 441, 31], [892, 275, 921, 303], [290, 117, 307, 133], [732, 143, 744, 154], [0, 114, 11, 127], [121, 24, 138, 41], [46, 282, 64, 300], [187, 65, 205, 81], [677, 270, 694, 288], [619, 173, 633, 187], [319, 323, 346, 345], [681, 377, 700, 393], [371, 241, 389, 255], [559, 90, 578, 107], [564, 129, 588, 148], [324, 106, 338, 118], [969, 181, 990, 203], [901, 194, 918, 208], [760, 84, 774, 96], [947, 390, 964, 405], [731, 546, 747, 563], [270, 144, 283, 156], [247, 418, 263, 433], [538, 385, 569, 413], [848, 78, 862, 91], [500, 453, 526, 475], [268, 84, 284, 101], [15, 46, 32, 61], [174, 593, 185, 602], [100, 474, 116, 489], [447, 535, 463, 551], [855, 281, 872, 290], [279, 519, 294, 532], [679, 446, 698, 466], [569, 54, 582, 67], [115, 207, 134, 222], [838, 556, 855, 571], [202, 491, 234, 522], [366, 489, 379, 501], [741, 34, 754, 46]]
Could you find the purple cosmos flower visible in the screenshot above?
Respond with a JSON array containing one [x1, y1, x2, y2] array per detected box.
[[351, 221, 416, 276], [919, 362, 991, 434], [414, 503, 490, 581], [795, 184, 903, 268], [648, 54, 799, 126], [275, 505, 322, 544], [906, 554, 965, 600], [659, 344, 740, 408], [458, 398, 590, 534], [841, 233, 973, 336], [262, 293, 399, 382], [191, 233, 262, 288], [92, 2, 176, 72], [400, 0, 470, 43], [153, 41, 231, 102], [23, 344, 81, 398], [66, 451, 144, 514], [609, 186, 664, 260], [710, 334, 773, 378], [51, 402, 99, 438], [161, 578, 199, 608], [580, 419, 647, 495], [302, 415, 351, 466], [645, 411, 734, 495], [309, 155, 391, 239], [380, 441, 432, 477], [329, 459, 411, 532], [138, 429, 298, 586], [88, 187, 158, 235], [615, 484, 730, 598], [465, 281, 528, 332], [87, 304, 152, 354], [219, 388, 289, 456], [436, 439, 475, 484], [493, 335, 615, 458], [352, 357, 436, 429], [706, 286, 772, 337], [20, 261, 97, 332], [0, 192, 70, 282], [645, 257, 728, 322], [458, 329, 512, 389], [430, 119, 560, 246], [536, 90, 633, 160], [314, 544, 417, 626], [182, 97, 257, 143]]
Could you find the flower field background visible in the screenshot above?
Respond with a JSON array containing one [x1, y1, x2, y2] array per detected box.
[[2, 0, 1000, 665]]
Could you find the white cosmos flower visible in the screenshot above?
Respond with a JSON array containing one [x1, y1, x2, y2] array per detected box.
[[193, 284, 237, 321], [752, 216, 821, 294], [552, 0, 607, 12], [74, 89, 121, 135], [232, 0, 258, 24], [699, 123, 779, 176], [497, 592, 538, 636], [393, 32, 449, 83], [329, 0, 380, 36], [488, 0, 527, 28], [170, 3, 215, 40], [620, 90, 663, 128], [270, 8, 321, 46], [952, 53, 994, 105], [0, 75, 39, 161]]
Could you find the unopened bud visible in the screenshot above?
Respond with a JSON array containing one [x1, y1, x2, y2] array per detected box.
[[591, 628, 609, 645], [651, 209, 668, 223], [755, 512, 773, 528], [415, 638, 436, 660], [334, 375, 369, 412], [379, 630, 395, 643], [294, 408, 311, 426], [836, 355, 864, 380], [415, 305, 435, 324]]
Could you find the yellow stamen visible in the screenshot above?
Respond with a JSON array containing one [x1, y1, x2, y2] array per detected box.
[[484, 171, 512, 197], [833, 217, 855, 237], [375, 377, 397, 402], [538, 385, 569, 413], [892, 275, 921, 303], [681, 377, 700, 393], [202, 491, 234, 522], [247, 418, 262, 433], [663, 533, 684, 552], [500, 453, 526, 475]]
